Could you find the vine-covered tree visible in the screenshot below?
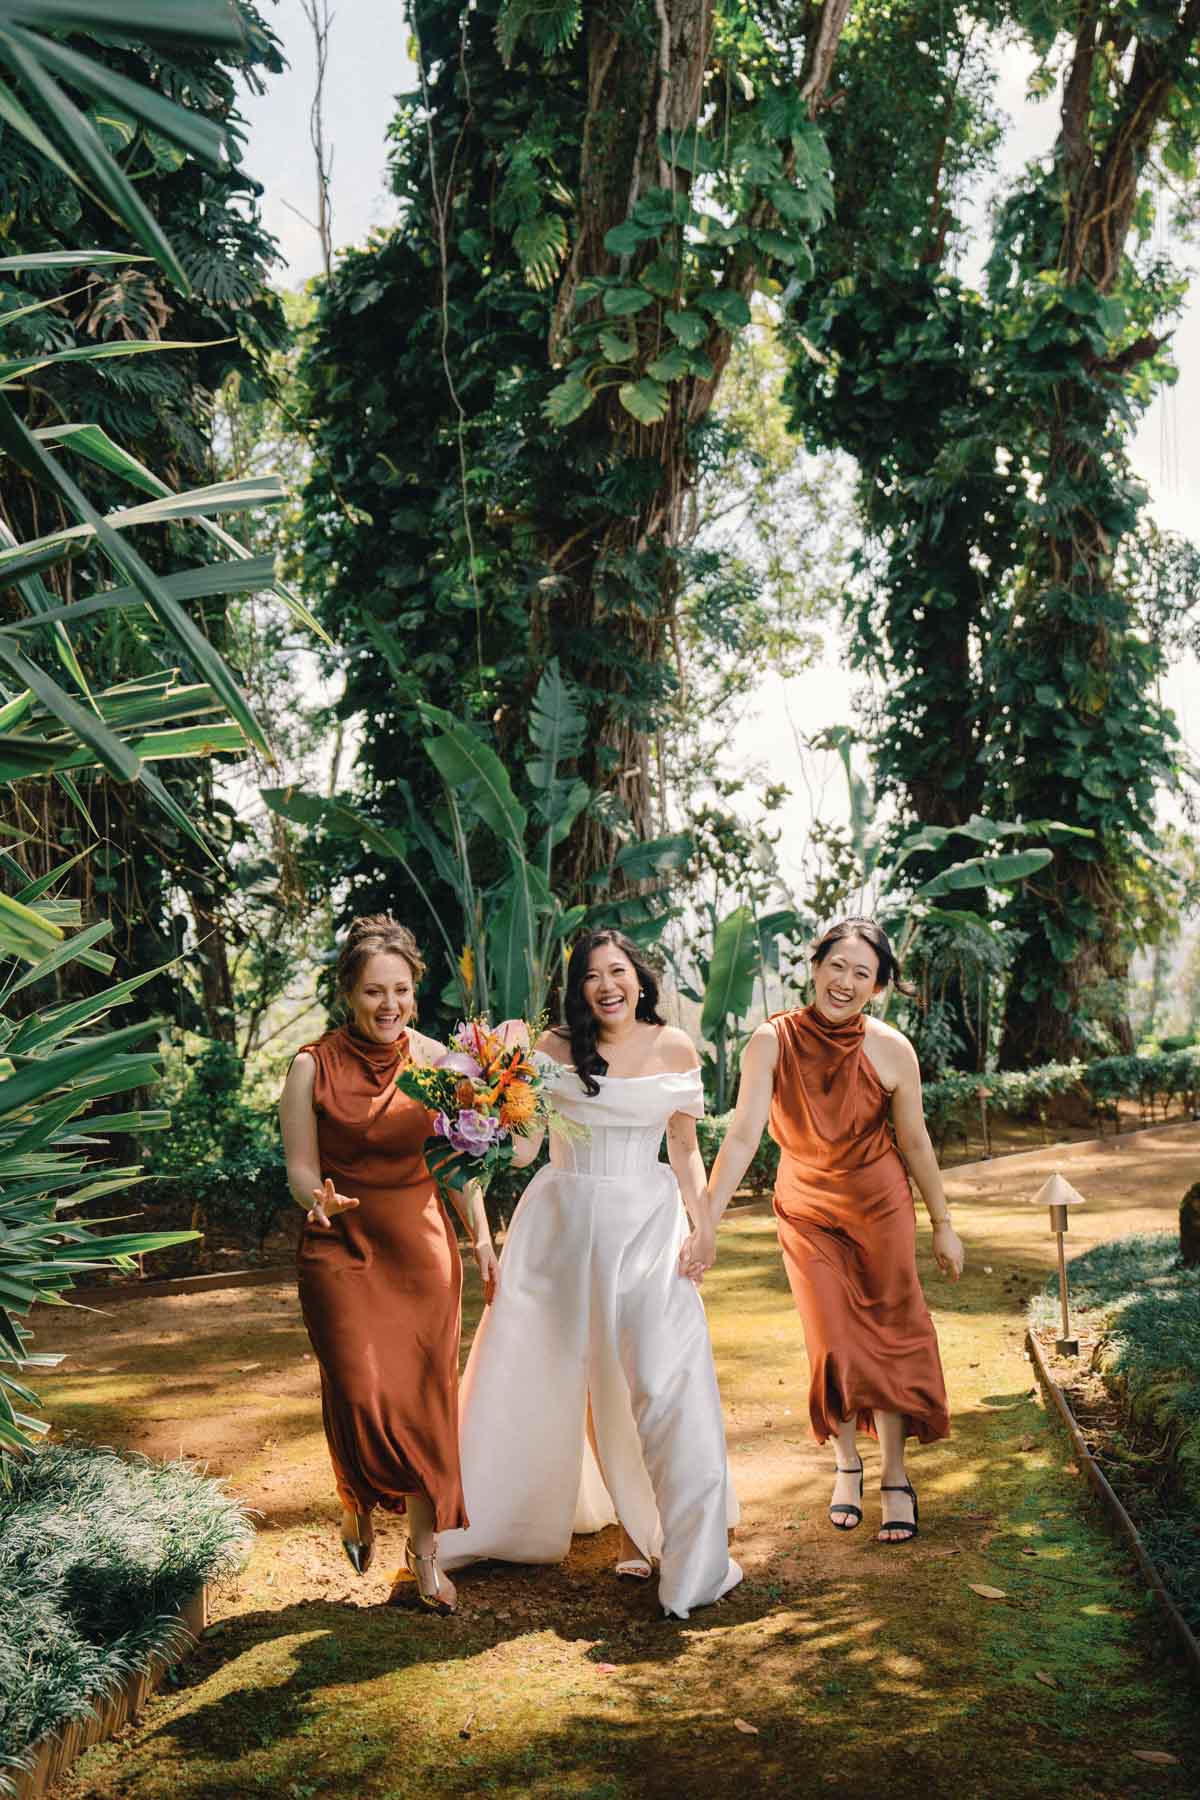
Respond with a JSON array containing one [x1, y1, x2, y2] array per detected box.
[[788, 0, 1200, 1067], [300, 0, 854, 937]]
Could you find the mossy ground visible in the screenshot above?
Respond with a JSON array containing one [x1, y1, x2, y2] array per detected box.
[[39, 1125, 1200, 1799]]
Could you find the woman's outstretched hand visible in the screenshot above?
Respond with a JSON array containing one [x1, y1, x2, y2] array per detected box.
[[932, 1220, 964, 1280], [474, 1239, 501, 1305], [307, 1178, 360, 1228], [678, 1220, 716, 1285]]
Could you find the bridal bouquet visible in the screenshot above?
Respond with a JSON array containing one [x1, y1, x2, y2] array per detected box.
[[397, 1019, 572, 1194]]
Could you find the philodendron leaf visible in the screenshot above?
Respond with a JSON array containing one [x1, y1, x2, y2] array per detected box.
[[617, 377, 669, 424], [544, 374, 594, 425]]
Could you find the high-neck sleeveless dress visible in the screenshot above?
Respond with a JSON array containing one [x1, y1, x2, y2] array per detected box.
[[439, 1064, 741, 1619], [296, 1024, 468, 1530], [769, 1007, 949, 1445]]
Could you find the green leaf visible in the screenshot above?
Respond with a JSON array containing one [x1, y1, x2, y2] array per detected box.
[[543, 373, 595, 425], [0, 335, 227, 386], [0, 26, 190, 289], [0, 250, 152, 273], [664, 310, 708, 348], [610, 832, 692, 881], [603, 286, 654, 318], [617, 377, 669, 424], [638, 255, 678, 299], [418, 708, 529, 851], [658, 127, 719, 175], [603, 219, 653, 257], [528, 657, 587, 783], [598, 330, 637, 364], [512, 212, 567, 290], [696, 289, 752, 330], [0, 1018, 159, 1123], [4, 20, 226, 168], [701, 906, 758, 1038], [647, 347, 690, 381], [6, 918, 113, 991], [913, 849, 1054, 900], [0, 397, 269, 760]]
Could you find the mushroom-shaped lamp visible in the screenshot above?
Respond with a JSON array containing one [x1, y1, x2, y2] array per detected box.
[[1031, 1172, 1086, 1355]]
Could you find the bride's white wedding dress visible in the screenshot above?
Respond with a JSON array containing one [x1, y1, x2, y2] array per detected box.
[[438, 1064, 742, 1618]]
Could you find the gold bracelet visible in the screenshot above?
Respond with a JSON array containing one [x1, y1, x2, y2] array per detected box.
[[930, 1214, 951, 1228]]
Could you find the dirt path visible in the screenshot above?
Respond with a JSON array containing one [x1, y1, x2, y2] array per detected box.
[[43, 1126, 1200, 1799]]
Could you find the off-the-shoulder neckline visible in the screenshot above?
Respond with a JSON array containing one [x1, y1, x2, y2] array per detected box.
[[537, 1058, 700, 1084]]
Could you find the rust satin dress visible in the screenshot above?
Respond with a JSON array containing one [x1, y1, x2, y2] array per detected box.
[[296, 1025, 468, 1530], [769, 1006, 949, 1446]]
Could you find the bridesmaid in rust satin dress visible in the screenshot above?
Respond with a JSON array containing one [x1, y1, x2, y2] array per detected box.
[[279, 915, 499, 1611], [689, 919, 964, 1544]]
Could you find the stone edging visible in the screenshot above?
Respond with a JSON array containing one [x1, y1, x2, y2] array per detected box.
[[1025, 1328, 1200, 1688], [9, 1586, 208, 1798]]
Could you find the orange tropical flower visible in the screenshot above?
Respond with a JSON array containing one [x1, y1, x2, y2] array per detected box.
[[500, 1080, 537, 1127]]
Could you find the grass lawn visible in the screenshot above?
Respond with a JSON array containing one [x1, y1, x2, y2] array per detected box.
[[37, 1125, 1200, 1799]]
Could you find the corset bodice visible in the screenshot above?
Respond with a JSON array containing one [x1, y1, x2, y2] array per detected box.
[[537, 1062, 705, 1181]]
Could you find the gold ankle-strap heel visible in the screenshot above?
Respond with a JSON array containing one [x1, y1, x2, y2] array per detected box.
[[402, 1540, 457, 1613]]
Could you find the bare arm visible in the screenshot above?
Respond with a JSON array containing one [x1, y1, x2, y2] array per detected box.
[[278, 1054, 359, 1227], [706, 1024, 778, 1226], [888, 1040, 965, 1280], [666, 1110, 708, 1229], [678, 1025, 777, 1282]]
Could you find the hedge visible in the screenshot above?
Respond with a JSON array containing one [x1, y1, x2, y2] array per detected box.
[[694, 1045, 1200, 1189]]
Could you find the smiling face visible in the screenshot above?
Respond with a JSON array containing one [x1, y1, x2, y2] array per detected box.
[[812, 933, 884, 1022], [347, 950, 417, 1044], [582, 942, 641, 1033]]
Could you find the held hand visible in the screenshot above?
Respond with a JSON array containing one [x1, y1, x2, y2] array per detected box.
[[678, 1221, 716, 1286], [932, 1220, 964, 1281], [307, 1178, 360, 1229], [474, 1240, 501, 1305]]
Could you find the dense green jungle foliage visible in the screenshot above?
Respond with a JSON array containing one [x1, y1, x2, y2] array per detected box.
[[787, 0, 1200, 1066], [0, 1, 288, 1028], [0, 0, 301, 1451], [296, 0, 856, 989], [296, 0, 1200, 1067]]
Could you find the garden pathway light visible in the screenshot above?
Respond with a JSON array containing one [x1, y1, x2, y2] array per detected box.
[[1031, 1171, 1086, 1355]]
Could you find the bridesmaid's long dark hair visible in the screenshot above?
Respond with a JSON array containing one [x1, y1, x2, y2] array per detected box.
[[555, 929, 666, 1096]]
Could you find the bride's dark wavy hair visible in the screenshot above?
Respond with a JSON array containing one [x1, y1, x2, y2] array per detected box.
[[554, 928, 665, 1096]]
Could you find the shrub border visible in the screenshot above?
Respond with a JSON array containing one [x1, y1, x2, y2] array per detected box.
[[9, 1586, 208, 1800], [1025, 1329, 1200, 1690]]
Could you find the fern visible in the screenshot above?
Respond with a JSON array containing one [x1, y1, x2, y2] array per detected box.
[[496, 0, 583, 68]]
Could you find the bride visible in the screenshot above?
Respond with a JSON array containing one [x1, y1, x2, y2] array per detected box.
[[438, 928, 741, 1619]]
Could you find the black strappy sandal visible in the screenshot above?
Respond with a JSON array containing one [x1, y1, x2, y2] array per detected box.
[[828, 1461, 865, 1531], [878, 1480, 919, 1543]]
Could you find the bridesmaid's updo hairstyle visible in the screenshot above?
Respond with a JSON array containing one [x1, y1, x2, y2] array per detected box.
[[558, 928, 666, 1096], [811, 917, 916, 998], [335, 914, 426, 1008]]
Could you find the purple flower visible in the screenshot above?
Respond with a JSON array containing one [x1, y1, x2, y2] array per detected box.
[[438, 1050, 484, 1080], [445, 1107, 502, 1155]]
